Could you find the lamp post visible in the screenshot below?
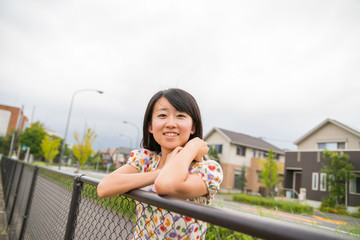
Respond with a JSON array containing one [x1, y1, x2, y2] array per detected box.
[[119, 134, 133, 148], [123, 121, 140, 148], [59, 89, 103, 170]]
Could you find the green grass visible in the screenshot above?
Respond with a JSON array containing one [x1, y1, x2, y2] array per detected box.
[[32, 160, 57, 167], [37, 167, 136, 220], [232, 194, 314, 214]]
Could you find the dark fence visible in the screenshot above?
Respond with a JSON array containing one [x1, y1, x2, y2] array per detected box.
[[0, 156, 347, 240]]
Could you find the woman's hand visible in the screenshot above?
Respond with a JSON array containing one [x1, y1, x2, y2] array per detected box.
[[165, 146, 183, 162], [185, 137, 209, 162]]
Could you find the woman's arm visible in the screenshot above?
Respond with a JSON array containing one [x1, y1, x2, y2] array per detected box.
[[97, 164, 161, 198], [154, 138, 209, 199]]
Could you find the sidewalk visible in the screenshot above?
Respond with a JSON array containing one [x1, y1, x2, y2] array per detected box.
[[0, 177, 8, 240]]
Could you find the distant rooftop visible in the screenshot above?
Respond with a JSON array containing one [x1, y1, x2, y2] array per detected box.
[[206, 127, 285, 154]]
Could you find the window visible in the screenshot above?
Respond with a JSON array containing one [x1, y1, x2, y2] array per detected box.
[[253, 150, 256, 158], [318, 143, 326, 149], [349, 173, 360, 194], [320, 173, 327, 191], [317, 142, 346, 150], [257, 170, 262, 183], [337, 142, 345, 149], [233, 168, 244, 190], [214, 144, 223, 154], [236, 145, 246, 156], [312, 172, 319, 191]]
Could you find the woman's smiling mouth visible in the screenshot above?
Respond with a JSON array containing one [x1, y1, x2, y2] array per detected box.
[[163, 132, 179, 136]]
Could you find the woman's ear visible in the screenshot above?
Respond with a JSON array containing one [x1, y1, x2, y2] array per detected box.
[[148, 123, 153, 133], [191, 124, 195, 134]]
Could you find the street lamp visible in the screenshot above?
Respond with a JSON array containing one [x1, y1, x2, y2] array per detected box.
[[119, 134, 133, 148], [123, 121, 140, 148], [59, 89, 104, 170]]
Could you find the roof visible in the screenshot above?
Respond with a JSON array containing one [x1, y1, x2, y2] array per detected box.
[[294, 118, 360, 145], [205, 127, 285, 154], [115, 147, 133, 155]]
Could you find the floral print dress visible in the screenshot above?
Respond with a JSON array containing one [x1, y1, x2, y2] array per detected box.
[[127, 149, 223, 240]]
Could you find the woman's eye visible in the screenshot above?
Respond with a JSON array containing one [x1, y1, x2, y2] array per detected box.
[[178, 114, 186, 118], [158, 114, 166, 118]]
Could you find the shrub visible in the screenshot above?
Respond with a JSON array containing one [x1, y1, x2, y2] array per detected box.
[[320, 199, 349, 215], [350, 212, 360, 218], [206, 225, 254, 240], [232, 194, 313, 214]]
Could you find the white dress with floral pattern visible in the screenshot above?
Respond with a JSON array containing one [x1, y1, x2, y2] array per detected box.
[[127, 149, 223, 240]]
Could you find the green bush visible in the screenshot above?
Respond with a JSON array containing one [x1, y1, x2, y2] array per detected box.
[[319, 197, 350, 215], [350, 212, 360, 218], [206, 224, 255, 240], [232, 194, 313, 214]]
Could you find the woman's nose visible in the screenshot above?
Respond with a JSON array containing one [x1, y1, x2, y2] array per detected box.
[[165, 116, 176, 127]]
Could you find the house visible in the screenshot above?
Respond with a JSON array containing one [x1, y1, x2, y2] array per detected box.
[[283, 118, 360, 211], [112, 147, 132, 168], [0, 104, 29, 137], [99, 147, 133, 168], [99, 148, 117, 167], [204, 127, 285, 194]]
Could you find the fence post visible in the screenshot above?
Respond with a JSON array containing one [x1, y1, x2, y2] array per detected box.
[[64, 175, 83, 240], [8, 163, 24, 225], [5, 162, 18, 208], [19, 166, 39, 240]]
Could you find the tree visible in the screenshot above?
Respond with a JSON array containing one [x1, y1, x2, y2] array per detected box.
[[321, 150, 355, 208], [53, 138, 72, 164], [259, 149, 282, 197], [73, 128, 97, 173], [41, 135, 61, 165], [87, 151, 102, 171], [18, 121, 46, 158], [0, 135, 12, 155], [234, 164, 247, 192], [208, 145, 220, 163]]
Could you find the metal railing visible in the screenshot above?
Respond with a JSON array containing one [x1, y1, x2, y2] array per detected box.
[[0, 156, 347, 240]]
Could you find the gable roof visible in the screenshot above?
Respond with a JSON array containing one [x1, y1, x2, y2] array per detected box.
[[205, 127, 285, 154], [294, 118, 360, 145]]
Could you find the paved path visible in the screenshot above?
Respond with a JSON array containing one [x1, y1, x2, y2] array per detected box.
[[48, 166, 108, 180]]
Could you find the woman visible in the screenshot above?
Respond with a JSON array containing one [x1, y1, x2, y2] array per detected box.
[[97, 88, 223, 239]]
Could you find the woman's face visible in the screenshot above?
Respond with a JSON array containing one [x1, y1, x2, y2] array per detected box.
[[149, 97, 195, 153]]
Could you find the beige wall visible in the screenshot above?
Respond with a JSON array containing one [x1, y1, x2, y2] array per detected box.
[[206, 130, 285, 192], [205, 131, 231, 164], [298, 122, 360, 150]]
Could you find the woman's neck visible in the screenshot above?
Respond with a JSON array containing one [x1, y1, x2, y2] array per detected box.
[[157, 148, 171, 169]]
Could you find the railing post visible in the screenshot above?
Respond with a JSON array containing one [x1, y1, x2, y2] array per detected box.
[[64, 175, 83, 240], [19, 166, 38, 240], [8, 163, 24, 225]]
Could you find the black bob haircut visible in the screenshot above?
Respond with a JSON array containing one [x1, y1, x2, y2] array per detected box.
[[142, 88, 203, 152]]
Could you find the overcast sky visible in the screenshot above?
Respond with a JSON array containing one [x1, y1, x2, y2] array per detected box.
[[1, 0, 359, 151]]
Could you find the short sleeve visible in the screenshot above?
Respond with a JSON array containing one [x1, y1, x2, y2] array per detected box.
[[190, 160, 223, 202], [126, 149, 158, 173], [126, 149, 142, 172]]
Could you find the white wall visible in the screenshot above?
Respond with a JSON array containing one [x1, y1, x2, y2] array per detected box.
[[0, 109, 11, 137]]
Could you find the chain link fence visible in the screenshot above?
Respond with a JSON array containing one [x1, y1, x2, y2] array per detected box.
[[0, 156, 344, 240]]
